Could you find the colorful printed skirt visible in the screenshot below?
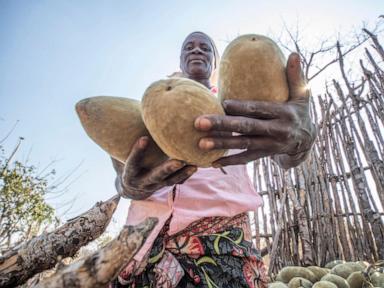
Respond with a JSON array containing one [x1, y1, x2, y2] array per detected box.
[[110, 213, 268, 288]]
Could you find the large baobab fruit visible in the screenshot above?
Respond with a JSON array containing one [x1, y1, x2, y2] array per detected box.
[[219, 34, 289, 103], [141, 78, 226, 167], [76, 96, 167, 168]]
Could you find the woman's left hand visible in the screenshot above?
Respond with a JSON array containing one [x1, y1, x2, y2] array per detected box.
[[194, 53, 317, 168]]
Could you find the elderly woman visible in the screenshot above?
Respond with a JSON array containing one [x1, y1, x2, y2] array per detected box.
[[111, 32, 316, 287]]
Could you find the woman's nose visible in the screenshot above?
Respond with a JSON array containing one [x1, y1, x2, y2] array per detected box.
[[191, 46, 203, 54]]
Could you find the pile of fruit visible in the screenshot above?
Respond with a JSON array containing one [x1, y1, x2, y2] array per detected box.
[[269, 260, 384, 288]]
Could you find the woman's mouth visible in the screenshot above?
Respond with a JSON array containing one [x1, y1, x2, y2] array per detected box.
[[189, 59, 205, 64]]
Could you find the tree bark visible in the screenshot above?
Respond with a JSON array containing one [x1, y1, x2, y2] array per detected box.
[[0, 195, 120, 288], [34, 217, 158, 288]]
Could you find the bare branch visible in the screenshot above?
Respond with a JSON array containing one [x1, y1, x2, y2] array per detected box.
[[363, 28, 384, 60], [0, 121, 19, 145]]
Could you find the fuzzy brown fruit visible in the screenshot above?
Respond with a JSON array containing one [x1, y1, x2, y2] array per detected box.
[[141, 78, 227, 167], [76, 96, 167, 169], [219, 34, 289, 103]]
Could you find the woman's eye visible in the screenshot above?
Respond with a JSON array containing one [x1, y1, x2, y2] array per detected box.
[[184, 45, 193, 51], [201, 46, 211, 52]]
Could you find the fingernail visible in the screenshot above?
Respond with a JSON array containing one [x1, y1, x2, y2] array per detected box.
[[195, 117, 212, 130], [199, 139, 214, 150]]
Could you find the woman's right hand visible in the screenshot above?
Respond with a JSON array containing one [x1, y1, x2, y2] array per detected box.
[[111, 136, 197, 200]]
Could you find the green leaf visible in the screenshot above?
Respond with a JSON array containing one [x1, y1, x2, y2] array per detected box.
[[201, 266, 219, 288], [148, 245, 165, 264], [196, 256, 217, 266], [213, 231, 230, 254], [234, 229, 244, 244]]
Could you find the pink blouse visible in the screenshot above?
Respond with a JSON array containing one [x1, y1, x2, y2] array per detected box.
[[125, 154, 263, 262]]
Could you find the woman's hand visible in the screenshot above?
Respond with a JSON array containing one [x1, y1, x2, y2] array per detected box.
[[111, 136, 197, 200], [194, 53, 317, 168]]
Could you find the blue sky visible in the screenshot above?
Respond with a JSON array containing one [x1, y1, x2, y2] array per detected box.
[[0, 0, 382, 233]]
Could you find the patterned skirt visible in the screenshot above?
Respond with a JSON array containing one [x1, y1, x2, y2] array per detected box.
[[110, 213, 268, 288]]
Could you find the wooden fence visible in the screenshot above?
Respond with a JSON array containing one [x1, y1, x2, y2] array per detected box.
[[251, 28, 384, 275]]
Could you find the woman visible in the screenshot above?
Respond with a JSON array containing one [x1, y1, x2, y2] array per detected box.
[[111, 31, 316, 287]]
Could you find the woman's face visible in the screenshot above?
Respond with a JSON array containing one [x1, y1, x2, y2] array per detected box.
[[180, 33, 215, 80]]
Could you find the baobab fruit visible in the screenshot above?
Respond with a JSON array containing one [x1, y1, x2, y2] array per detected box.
[[370, 272, 384, 287], [268, 282, 288, 288], [307, 266, 329, 281], [76, 96, 167, 169], [321, 274, 350, 288], [219, 34, 289, 103], [330, 262, 364, 279], [287, 277, 313, 288], [141, 78, 227, 167], [354, 261, 369, 269], [275, 266, 317, 283], [325, 260, 346, 269], [346, 271, 366, 288], [312, 281, 338, 288]]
